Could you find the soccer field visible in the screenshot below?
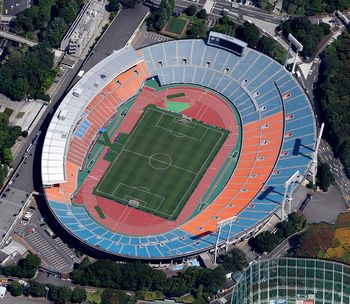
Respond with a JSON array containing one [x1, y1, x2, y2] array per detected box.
[[94, 105, 229, 220]]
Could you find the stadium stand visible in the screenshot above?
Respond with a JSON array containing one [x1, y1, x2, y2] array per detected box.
[[42, 37, 316, 260]]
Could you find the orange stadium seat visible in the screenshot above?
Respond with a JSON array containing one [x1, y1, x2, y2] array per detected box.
[[45, 161, 79, 204], [67, 62, 150, 168], [182, 111, 283, 235]]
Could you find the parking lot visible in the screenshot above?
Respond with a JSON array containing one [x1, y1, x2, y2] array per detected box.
[[13, 200, 81, 273]]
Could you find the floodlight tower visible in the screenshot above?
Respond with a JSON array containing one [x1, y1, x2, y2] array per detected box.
[[284, 33, 303, 74], [311, 122, 325, 185], [214, 215, 237, 264], [281, 171, 302, 220]]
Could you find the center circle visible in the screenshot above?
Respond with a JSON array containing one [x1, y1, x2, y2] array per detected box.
[[149, 153, 172, 170]]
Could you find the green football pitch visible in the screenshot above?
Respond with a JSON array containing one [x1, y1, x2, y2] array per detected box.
[[94, 105, 229, 220]]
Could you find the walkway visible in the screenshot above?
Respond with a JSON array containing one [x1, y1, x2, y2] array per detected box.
[[0, 30, 37, 47]]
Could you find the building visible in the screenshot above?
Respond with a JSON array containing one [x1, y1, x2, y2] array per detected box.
[[0, 240, 28, 267], [231, 257, 350, 304], [60, 0, 105, 57]]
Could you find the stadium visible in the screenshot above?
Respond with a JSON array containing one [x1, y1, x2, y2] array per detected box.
[[41, 32, 316, 260]]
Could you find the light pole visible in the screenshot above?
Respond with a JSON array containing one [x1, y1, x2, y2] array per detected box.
[[284, 33, 303, 75]]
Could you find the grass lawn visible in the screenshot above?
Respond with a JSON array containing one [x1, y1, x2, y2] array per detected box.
[[3, 107, 13, 118], [87, 291, 102, 304], [94, 105, 229, 220], [164, 17, 188, 35]]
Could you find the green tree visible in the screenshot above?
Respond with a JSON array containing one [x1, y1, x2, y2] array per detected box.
[[71, 287, 87, 303], [186, 22, 207, 38], [196, 266, 226, 293], [0, 44, 54, 101], [29, 281, 46, 298], [48, 286, 72, 304], [21, 254, 41, 270], [212, 16, 236, 36], [317, 162, 335, 191], [45, 17, 68, 47], [2, 148, 13, 165], [101, 289, 129, 304], [153, 8, 168, 31], [249, 231, 283, 254], [218, 247, 248, 272], [197, 8, 207, 19], [185, 4, 197, 16], [9, 281, 23, 297], [236, 22, 261, 48], [281, 17, 330, 58], [106, 0, 119, 12]]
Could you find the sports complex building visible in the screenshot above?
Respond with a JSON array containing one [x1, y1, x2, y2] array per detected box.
[[231, 257, 350, 304], [41, 32, 316, 260]]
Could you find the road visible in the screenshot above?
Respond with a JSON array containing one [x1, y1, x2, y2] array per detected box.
[[318, 140, 350, 205]]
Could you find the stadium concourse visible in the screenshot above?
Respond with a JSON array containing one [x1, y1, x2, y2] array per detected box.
[[41, 33, 316, 260]]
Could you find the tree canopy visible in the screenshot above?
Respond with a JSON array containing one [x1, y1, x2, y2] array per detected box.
[[48, 285, 72, 304], [71, 287, 87, 303], [317, 162, 335, 191], [218, 248, 248, 273], [0, 113, 24, 185], [8, 281, 23, 297], [316, 32, 350, 177], [197, 9, 208, 20], [281, 17, 330, 58], [70, 260, 226, 297], [147, 0, 175, 31], [184, 4, 197, 17], [0, 44, 55, 101], [282, 0, 350, 15], [12, 0, 84, 46], [249, 212, 306, 254], [0, 254, 41, 278]]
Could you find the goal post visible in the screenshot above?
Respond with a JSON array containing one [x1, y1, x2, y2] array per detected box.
[[128, 200, 140, 208]]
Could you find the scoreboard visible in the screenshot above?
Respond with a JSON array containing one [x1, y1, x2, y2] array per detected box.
[[207, 31, 247, 56]]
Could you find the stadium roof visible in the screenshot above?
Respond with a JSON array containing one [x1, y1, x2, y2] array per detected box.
[[41, 46, 143, 185]]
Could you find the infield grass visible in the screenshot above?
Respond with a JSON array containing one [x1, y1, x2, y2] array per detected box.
[[94, 105, 229, 220]]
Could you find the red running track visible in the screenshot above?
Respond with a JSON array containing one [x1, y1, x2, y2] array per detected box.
[[74, 85, 239, 235]]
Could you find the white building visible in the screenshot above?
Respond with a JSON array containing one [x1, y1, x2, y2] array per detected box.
[[60, 0, 105, 57]]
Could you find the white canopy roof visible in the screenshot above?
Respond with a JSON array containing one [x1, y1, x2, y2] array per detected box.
[[42, 46, 143, 185]]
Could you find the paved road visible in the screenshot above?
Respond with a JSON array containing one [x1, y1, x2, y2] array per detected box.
[[318, 140, 350, 205]]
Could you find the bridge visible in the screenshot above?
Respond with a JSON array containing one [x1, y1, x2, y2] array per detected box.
[[0, 30, 37, 47]]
